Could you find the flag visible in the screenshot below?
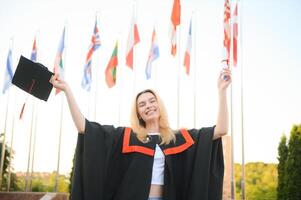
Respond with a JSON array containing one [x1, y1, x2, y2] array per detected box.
[[183, 19, 192, 75], [170, 0, 181, 56], [145, 28, 159, 79], [222, 0, 231, 65], [2, 48, 13, 94], [53, 27, 65, 94], [82, 19, 101, 91], [170, 26, 177, 56], [105, 42, 118, 88], [171, 0, 181, 27], [125, 13, 140, 69], [232, 4, 238, 67], [31, 37, 37, 62]]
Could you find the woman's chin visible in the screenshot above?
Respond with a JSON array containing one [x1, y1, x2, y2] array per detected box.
[[145, 116, 160, 124]]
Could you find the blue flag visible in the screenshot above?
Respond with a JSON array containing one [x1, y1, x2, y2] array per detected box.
[[145, 28, 159, 79], [2, 48, 13, 94], [82, 19, 101, 91]]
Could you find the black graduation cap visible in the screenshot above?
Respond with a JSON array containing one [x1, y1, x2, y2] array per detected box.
[[12, 55, 54, 101]]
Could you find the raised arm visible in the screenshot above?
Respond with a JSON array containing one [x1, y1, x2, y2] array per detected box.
[[50, 75, 86, 133], [213, 68, 232, 140]]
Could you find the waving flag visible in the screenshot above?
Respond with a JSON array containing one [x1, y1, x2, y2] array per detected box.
[[31, 37, 37, 62], [170, 0, 181, 56], [183, 19, 192, 75], [105, 42, 118, 88], [232, 4, 238, 67], [82, 19, 101, 91], [145, 28, 159, 79], [222, 0, 231, 66], [2, 48, 13, 94], [126, 13, 140, 69], [170, 26, 177, 56], [53, 27, 65, 94]]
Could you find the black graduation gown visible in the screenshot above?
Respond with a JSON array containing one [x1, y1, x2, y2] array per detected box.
[[70, 119, 224, 200]]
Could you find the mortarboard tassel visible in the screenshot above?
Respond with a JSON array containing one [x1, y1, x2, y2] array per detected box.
[[19, 103, 26, 120], [19, 79, 36, 120]]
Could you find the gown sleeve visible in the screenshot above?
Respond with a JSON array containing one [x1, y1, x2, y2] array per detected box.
[[186, 126, 224, 200], [70, 119, 123, 200]]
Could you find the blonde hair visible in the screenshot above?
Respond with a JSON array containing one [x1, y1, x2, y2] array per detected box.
[[130, 89, 175, 145]]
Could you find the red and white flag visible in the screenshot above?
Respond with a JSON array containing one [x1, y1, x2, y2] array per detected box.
[[232, 4, 238, 67], [183, 19, 192, 75], [170, 0, 181, 56], [222, 0, 231, 66], [126, 13, 140, 69]]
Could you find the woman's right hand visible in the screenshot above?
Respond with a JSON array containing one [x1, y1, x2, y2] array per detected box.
[[50, 74, 69, 92]]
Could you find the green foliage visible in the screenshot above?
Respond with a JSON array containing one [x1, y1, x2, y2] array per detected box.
[[68, 155, 75, 193], [0, 134, 20, 191], [16, 172, 69, 192], [235, 162, 277, 200], [286, 124, 301, 199], [276, 124, 301, 200], [1, 133, 70, 193], [17, 172, 70, 192], [277, 134, 288, 200]]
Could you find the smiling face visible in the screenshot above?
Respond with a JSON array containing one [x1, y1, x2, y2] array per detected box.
[[136, 91, 160, 126]]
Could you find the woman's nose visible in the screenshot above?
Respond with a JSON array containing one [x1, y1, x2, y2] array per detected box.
[[145, 102, 151, 108]]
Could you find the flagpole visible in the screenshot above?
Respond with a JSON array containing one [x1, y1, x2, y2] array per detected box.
[[153, 60, 158, 91], [25, 96, 35, 192], [117, 34, 122, 125], [132, 0, 137, 95], [7, 89, 17, 191], [117, 41, 122, 125], [54, 23, 67, 192], [0, 88, 11, 190], [118, 59, 122, 125], [6, 112, 15, 192], [94, 12, 100, 121], [29, 98, 38, 191], [28, 31, 40, 191], [223, 0, 236, 198], [0, 38, 14, 190], [229, 69, 235, 200], [192, 11, 197, 128], [87, 95, 91, 120], [176, 22, 181, 129], [153, 24, 158, 91], [239, 0, 246, 199], [226, 51, 235, 200], [54, 94, 64, 192]]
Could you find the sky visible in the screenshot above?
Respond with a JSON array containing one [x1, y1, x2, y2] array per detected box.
[[0, 0, 300, 175]]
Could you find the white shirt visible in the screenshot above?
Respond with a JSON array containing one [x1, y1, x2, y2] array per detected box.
[[149, 133, 165, 185]]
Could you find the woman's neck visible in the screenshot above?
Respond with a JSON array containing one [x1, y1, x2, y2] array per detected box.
[[145, 121, 159, 133]]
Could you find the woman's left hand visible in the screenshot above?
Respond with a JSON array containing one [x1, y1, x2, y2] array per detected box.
[[217, 68, 232, 92]]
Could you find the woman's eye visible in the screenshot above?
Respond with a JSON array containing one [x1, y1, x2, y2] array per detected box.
[[138, 103, 145, 107]]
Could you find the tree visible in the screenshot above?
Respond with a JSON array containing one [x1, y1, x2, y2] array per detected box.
[[286, 124, 301, 199], [277, 134, 288, 200], [68, 155, 75, 193], [0, 133, 20, 191], [0, 134, 10, 191], [235, 162, 277, 199]]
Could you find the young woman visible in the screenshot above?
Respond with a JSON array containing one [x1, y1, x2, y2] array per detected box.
[[50, 68, 231, 200]]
